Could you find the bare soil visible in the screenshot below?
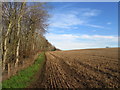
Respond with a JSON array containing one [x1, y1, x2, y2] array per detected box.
[[30, 48, 119, 88]]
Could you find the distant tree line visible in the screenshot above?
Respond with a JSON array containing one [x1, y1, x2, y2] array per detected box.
[[1, 2, 55, 76]]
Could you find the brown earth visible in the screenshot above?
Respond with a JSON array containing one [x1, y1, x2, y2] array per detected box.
[[30, 48, 120, 88]]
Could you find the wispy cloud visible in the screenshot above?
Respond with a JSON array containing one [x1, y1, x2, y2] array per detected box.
[[50, 13, 85, 29], [45, 33, 118, 50], [107, 22, 112, 25], [49, 8, 105, 29], [82, 9, 101, 17], [80, 34, 118, 41], [86, 24, 105, 29], [47, 33, 118, 41]]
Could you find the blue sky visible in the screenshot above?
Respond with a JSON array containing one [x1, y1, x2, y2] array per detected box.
[[45, 2, 118, 50]]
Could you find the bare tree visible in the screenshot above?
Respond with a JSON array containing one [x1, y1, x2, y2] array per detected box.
[[2, 2, 54, 77]]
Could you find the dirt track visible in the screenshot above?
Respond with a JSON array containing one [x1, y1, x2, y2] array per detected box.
[[30, 48, 119, 88]]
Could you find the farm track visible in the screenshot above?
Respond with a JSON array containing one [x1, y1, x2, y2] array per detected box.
[[30, 48, 119, 88]]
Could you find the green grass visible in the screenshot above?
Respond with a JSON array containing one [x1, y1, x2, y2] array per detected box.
[[2, 52, 45, 88], [51, 49, 56, 51]]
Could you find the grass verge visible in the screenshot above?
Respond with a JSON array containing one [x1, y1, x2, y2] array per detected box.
[[2, 52, 45, 88]]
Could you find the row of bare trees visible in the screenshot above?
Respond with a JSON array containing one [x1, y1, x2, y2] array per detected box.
[[1, 2, 55, 76]]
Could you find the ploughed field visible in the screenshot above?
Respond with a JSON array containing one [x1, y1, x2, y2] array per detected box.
[[32, 48, 119, 88]]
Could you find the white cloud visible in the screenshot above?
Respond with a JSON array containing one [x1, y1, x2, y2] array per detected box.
[[107, 22, 112, 25], [45, 33, 118, 50], [46, 33, 118, 41], [50, 13, 85, 29], [80, 34, 118, 42], [86, 24, 104, 29], [49, 8, 104, 29], [82, 9, 101, 17]]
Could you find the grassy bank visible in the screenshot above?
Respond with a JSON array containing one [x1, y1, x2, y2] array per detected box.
[[2, 52, 45, 88]]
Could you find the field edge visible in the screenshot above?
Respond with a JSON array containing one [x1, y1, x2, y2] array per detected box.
[[2, 52, 45, 88]]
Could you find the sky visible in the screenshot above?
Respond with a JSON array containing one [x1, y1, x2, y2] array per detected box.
[[45, 2, 118, 50]]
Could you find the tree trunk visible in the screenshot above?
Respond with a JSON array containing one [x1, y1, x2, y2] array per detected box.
[[15, 18, 21, 68], [8, 62, 10, 76], [15, 39, 20, 67], [15, 2, 26, 68], [3, 22, 12, 71], [32, 36, 35, 53], [33, 43, 35, 51]]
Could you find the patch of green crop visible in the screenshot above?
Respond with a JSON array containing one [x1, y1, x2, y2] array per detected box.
[[2, 52, 45, 88]]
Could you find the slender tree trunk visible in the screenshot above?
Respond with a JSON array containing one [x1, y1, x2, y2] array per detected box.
[[33, 43, 35, 51], [15, 2, 26, 68], [3, 22, 12, 71], [15, 19, 21, 68], [8, 62, 10, 76], [15, 39, 20, 67], [32, 35, 35, 53]]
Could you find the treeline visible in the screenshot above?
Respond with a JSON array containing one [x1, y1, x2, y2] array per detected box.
[[1, 2, 55, 76]]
